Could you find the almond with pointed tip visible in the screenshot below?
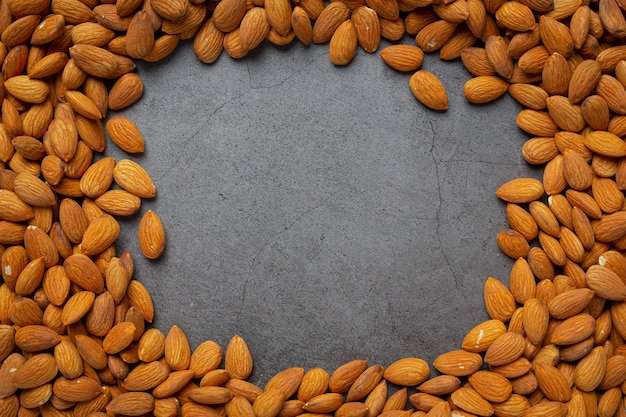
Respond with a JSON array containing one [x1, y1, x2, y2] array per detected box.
[[138, 210, 166, 260], [14, 324, 61, 352], [298, 367, 330, 402], [352, 6, 380, 53], [380, 45, 423, 72], [113, 159, 156, 198], [80, 213, 120, 256], [433, 350, 482, 376], [108, 73, 144, 110], [165, 324, 192, 371], [239, 7, 271, 52], [225, 334, 253, 379], [103, 321, 136, 354], [409, 70, 448, 111], [329, 20, 357, 66], [107, 392, 155, 416], [312, 2, 351, 43], [383, 357, 429, 386]]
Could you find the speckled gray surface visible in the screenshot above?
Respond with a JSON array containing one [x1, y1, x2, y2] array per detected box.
[[108, 37, 540, 386]]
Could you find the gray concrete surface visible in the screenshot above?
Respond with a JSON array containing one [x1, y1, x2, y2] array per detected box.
[[108, 37, 540, 386]]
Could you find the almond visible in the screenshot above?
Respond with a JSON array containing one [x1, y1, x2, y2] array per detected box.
[[484, 331, 525, 366], [433, 350, 482, 376], [312, 2, 351, 43], [329, 359, 367, 393], [298, 367, 330, 402], [107, 392, 155, 416], [113, 159, 156, 199], [409, 70, 448, 111]]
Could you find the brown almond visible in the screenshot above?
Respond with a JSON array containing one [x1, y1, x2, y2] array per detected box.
[[433, 349, 482, 376], [313, 2, 351, 43], [409, 70, 448, 111], [380, 45, 423, 72], [329, 359, 367, 393]]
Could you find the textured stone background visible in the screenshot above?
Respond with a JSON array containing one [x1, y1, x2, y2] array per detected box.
[[109, 38, 540, 385]]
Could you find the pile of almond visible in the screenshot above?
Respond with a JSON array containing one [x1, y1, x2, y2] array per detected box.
[[0, 0, 625, 417]]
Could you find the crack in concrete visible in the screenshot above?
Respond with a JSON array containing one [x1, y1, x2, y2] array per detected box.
[[247, 50, 329, 91], [424, 112, 478, 322], [236, 200, 325, 324], [154, 94, 240, 183], [236, 187, 345, 324]]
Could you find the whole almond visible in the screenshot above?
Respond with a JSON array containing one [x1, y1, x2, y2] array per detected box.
[[165, 324, 192, 371], [551, 313, 596, 346], [102, 321, 136, 354], [329, 359, 367, 393], [137, 328, 167, 363], [534, 363, 571, 401], [329, 20, 357, 66], [239, 7, 271, 52], [113, 159, 156, 198], [266, 367, 305, 399], [127, 11, 155, 59], [468, 370, 512, 403], [80, 213, 121, 256], [464, 75, 509, 104], [212, 0, 247, 32], [409, 70, 448, 111], [292, 7, 313, 45], [383, 357, 429, 386], [298, 367, 330, 402], [484, 331, 525, 366], [312, 2, 351, 44], [483, 276, 516, 322], [107, 392, 155, 416], [433, 350, 482, 376], [348, 7, 379, 54], [138, 210, 166, 260], [225, 334, 254, 379], [304, 392, 345, 413], [347, 365, 384, 401], [254, 389, 287, 417], [124, 360, 170, 391], [12, 353, 57, 389], [450, 386, 494, 416]]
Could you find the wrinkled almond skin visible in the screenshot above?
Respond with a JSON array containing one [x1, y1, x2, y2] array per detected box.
[[409, 70, 448, 111]]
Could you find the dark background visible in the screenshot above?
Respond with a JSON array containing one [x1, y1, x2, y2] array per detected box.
[[107, 37, 540, 386]]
